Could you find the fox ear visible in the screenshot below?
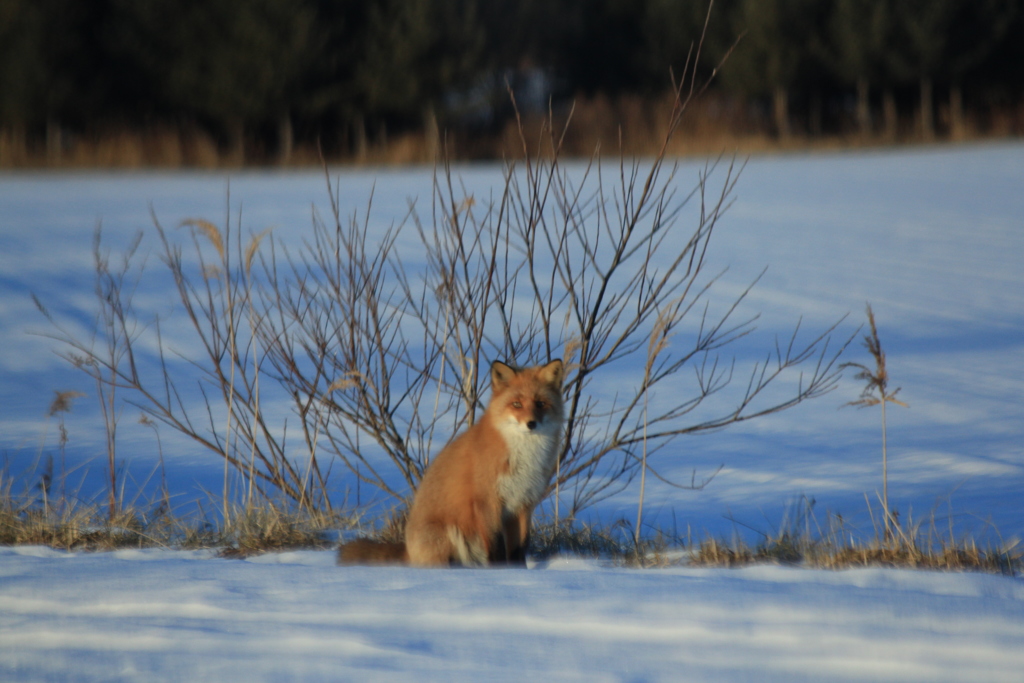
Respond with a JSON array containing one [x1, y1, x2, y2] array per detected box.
[[540, 359, 564, 387], [491, 361, 517, 391]]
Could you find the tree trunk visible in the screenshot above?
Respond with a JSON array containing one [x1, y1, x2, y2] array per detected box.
[[856, 77, 871, 137], [809, 92, 823, 137], [1, 124, 28, 165], [949, 85, 965, 140], [278, 113, 293, 165], [424, 105, 440, 161], [227, 119, 245, 166], [773, 86, 790, 140], [353, 114, 367, 163], [919, 77, 934, 141], [882, 89, 898, 142], [47, 118, 62, 165]]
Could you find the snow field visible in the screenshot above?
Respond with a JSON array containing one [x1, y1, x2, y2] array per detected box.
[[2, 546, 1023, 682]]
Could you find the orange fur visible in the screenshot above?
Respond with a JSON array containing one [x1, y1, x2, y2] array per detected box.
[[336, 538, 408, 565], [337, 359, 564, 567]]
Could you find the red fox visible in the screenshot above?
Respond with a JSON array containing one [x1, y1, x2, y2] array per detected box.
[[338, 359, 564, 567]]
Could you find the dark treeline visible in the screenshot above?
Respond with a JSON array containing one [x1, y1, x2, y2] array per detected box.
[[1, 0, 1022, 165]]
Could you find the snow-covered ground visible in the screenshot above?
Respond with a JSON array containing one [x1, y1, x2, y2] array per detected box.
[[3, 545, 1023, 682], [1, 144, 1023, 681]]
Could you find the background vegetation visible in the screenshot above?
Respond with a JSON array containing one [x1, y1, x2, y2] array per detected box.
[[2, 0, 1023, 167]]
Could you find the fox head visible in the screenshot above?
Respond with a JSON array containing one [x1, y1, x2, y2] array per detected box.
[[489, 359, 564, 433]]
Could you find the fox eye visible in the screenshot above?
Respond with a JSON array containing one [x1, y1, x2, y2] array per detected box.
[[512, 401, 522, 409]]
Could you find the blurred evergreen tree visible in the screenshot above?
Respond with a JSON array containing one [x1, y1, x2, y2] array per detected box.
[[726, 0, 829, 138], [887, 0, 959, 139], [471, 0, 558, 122], [303, 1, 370, 156], [817, 0, 893, 136], [356, 0, 485, 133], [940, 0, 1017, 138], [0, 0, 47, 150], [111, 0, 319, 161], [881, 0, 1015, 139], [0, 0, 116, 158], [640, 0, 738, 92], [965, 0, 1024, 119], [546, 0, 647, 96], [2, 0, 1024, 160]]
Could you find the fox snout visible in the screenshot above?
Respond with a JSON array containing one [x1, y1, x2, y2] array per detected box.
[[525, 401, 552, 430]]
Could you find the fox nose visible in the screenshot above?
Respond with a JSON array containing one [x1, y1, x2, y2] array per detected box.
[[526, 420, 537, 430]]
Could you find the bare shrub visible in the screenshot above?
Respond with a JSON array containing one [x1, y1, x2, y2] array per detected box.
[[249, 95, 849, 522]]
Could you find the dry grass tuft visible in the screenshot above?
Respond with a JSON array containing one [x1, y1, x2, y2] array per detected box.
[[688, 501, 1020, 575], [0, 497, 164, 551], [218, 503, 356, 558], [690, 537, 756, 567], [841, 304, 909, 536], [529, 518, 631, 561], [373, 505, 409, 545], [688, 535, 1021, 573], [334, 504, 409, 551], [180, 218, 225, 260], [821, 540, 1018, 574], [526, 500, 1019, 575], [48, 391, 87, 417], [0, 469, 359, 557]]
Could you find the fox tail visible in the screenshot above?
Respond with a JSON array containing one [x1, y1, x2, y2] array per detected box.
[[337, 538, 408, 565]]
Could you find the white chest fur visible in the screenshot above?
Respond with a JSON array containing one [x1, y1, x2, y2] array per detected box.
[[494, 417, 561, 512]]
